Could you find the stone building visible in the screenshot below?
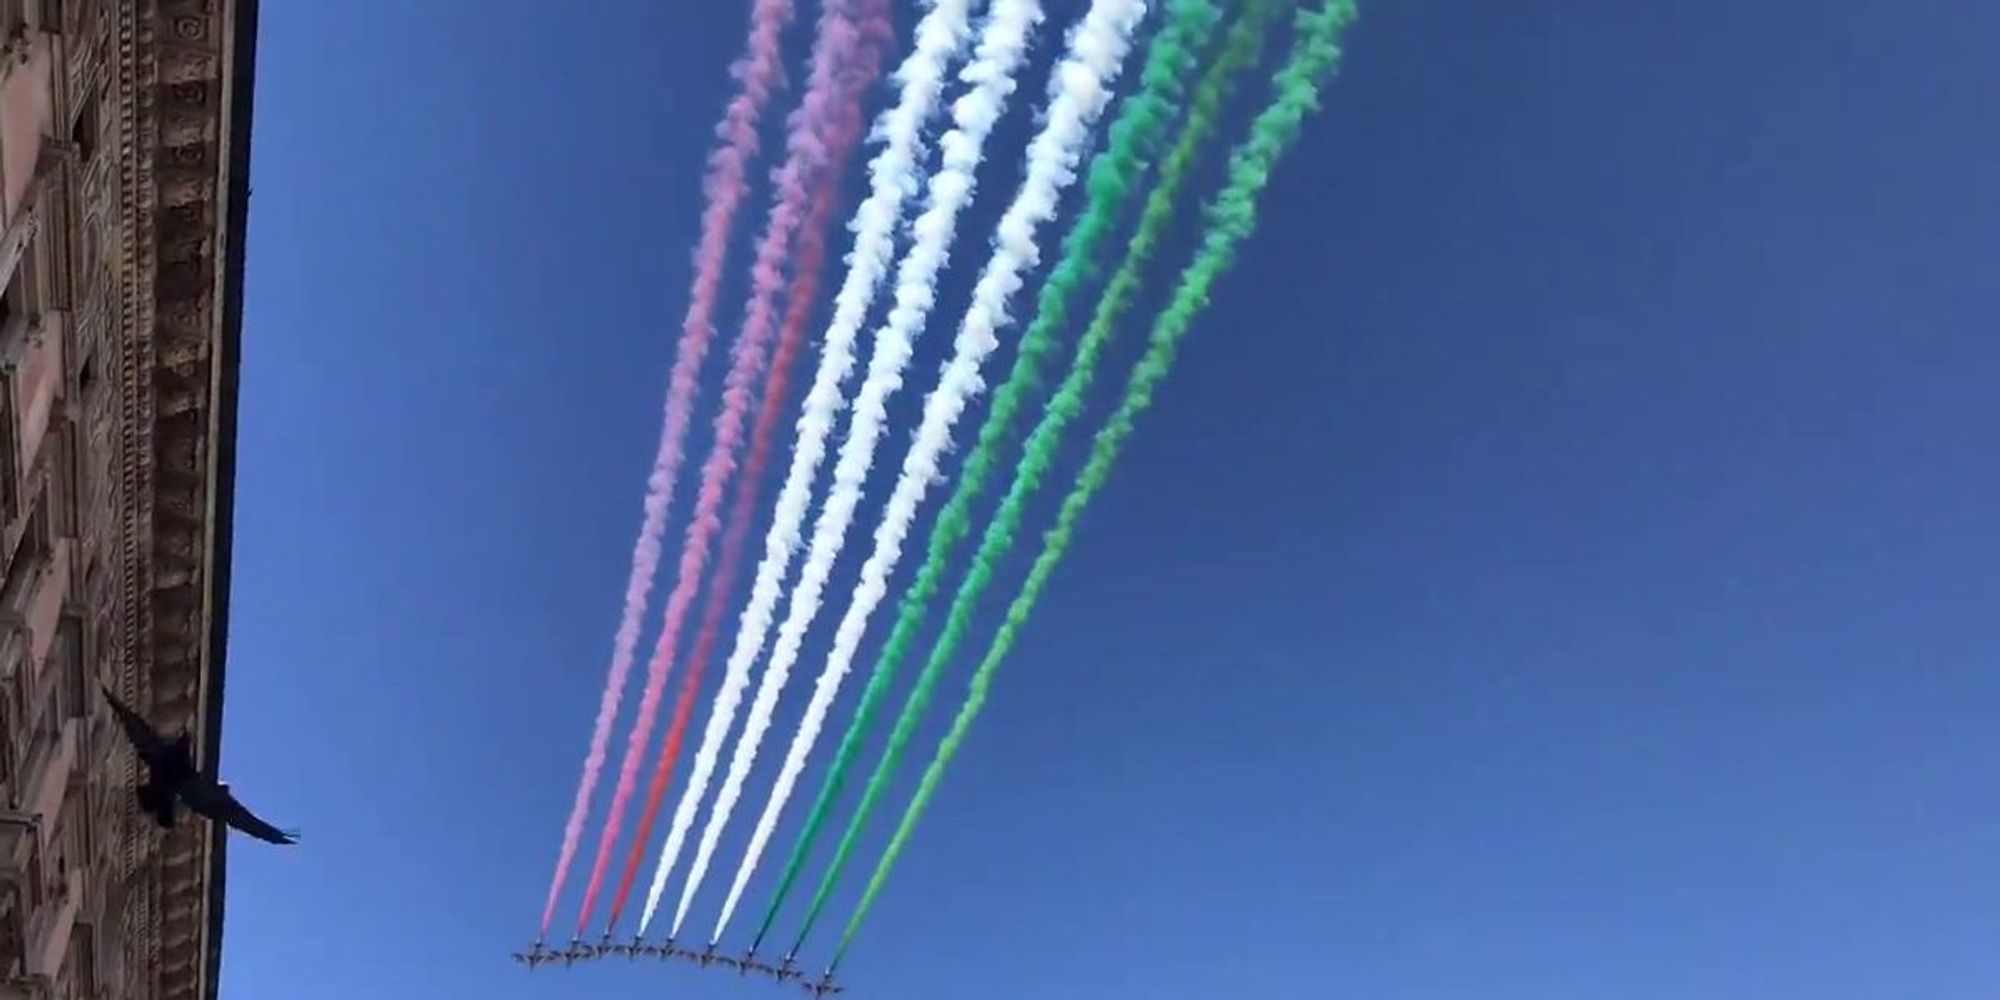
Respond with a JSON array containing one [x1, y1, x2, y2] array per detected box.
[[0, 0, 257, 998]]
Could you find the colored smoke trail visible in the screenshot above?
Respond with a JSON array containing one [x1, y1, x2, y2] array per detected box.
[[833, 1, 1363, 962], [634, 0, 981, 936], [573, 0, 890, 935], [668, 0, 1071, 940], [747, 0, 1231, 951], [599, 9, 886, 939], [787, 0, 1274, 953], [541, 0, 795, 938]]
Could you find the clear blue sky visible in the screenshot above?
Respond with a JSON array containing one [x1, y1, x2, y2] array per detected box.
[[218, 2, 1998, 997]]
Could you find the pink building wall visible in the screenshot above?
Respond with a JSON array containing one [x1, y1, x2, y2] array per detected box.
[[0, 34, 52, 224], [13, 323, 59, 476], [24, 539, 66, 668]]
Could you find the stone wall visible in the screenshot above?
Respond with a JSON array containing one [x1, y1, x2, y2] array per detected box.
[[0, 0, 253, 997]]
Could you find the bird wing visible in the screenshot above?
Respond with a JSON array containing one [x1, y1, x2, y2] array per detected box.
[[100, 684, 166, 754], [217, 792, 299, 845], [180, 778, 297, 845]]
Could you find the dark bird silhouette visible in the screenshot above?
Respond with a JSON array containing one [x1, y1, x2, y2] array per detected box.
[[101, 684, 299, 845]]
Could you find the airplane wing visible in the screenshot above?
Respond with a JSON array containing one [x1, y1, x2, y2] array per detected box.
[[100, 685, 167, 754]]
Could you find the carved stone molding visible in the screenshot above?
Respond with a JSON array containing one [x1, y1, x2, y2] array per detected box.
[[105, 0, 255, 997]]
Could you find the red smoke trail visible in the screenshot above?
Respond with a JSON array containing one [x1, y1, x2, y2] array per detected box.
[[542, 0, 795, 939], [601, 108, 856, 936], [574, 0, 892, 936]]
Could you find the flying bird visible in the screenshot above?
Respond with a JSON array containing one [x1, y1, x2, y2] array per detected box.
[[101, 684, 300, 846]]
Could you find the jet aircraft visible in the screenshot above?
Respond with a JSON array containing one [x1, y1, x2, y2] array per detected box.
[[102, 685, 299, 845], [772, 956, 803, 983], [803, 973, 845, 997]]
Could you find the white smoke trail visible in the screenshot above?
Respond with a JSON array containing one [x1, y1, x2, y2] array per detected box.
[[635, 0, 979, 936], [667, 0, 1080, 940], [701, 0, 1154, 941]]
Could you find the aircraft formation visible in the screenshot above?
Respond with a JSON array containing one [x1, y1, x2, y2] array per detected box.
[[529, 0, 1365, 987], [509, 938, 844, 996]]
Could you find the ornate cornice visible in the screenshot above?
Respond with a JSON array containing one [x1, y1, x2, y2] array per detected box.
[[107, 1, 257, 998]]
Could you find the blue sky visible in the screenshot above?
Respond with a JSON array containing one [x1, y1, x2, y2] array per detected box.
[[216, 1, 1998, 997]]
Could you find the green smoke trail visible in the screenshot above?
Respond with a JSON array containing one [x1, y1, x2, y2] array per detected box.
[[754, 0, 1231, 954], [830, 0, 1361, 962], [780, 0, 1290, 957], [791, 0, 1299, 960]]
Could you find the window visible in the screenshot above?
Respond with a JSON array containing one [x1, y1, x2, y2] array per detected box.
[[0, 890, 21, 979], [3, 670, 24, 808], [44, 811, 64, 903], [57, 614, 80, 717], [0, 694, 10, 789], [0, 271, 17, 528], [3, 494, 51, 595], [90, 606, 108, 677], [71, 920, 97, 995], [33, 667, 60, 754], [70, 86, 96, 163]]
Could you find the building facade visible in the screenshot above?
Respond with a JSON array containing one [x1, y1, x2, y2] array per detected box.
[[0, 0, 255, 998]]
